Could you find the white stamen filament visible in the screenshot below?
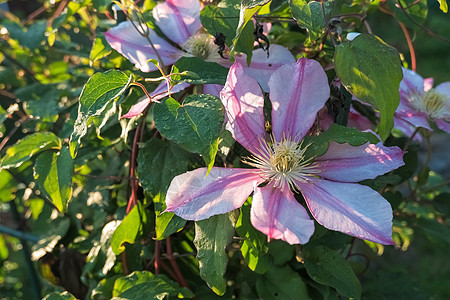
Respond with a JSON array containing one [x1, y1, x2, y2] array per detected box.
[[244, 134, 319, 191], [410, 89, 448, 119]]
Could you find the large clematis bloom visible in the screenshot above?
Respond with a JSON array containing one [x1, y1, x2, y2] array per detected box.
[[165, 59, 405, 245], [105, 0, 295, 117], [395, 67, 450, 134]]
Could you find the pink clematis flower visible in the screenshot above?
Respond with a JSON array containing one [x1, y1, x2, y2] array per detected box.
[[395, 67, 450, 134], [105, 0, 295, 117], [164, 59, 405, 245]]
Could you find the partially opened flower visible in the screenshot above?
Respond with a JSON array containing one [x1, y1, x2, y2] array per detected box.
[[165, 59, 405, 245], [105, 0, 295, 117], [396, 67, 450, 134]]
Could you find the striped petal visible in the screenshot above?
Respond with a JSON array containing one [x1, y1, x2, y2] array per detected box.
[[220, 63, 266, 155], [269, 58, 330, 141], [165, 167, 263, 221], [105, 21, 183, 72], [251, 184, 314, 245], [298, 178, 394, 245], [314, 141, 405, 182]]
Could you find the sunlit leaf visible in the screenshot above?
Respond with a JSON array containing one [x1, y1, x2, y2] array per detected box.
[[34, 146, 73, 212], [171, 57, 229, 85], [0, 132, 61, 169], [153, 95, 224, 174], [111, 202, 148, 255], [112, 271, 194, 299], [290, 0, 331, 41], [236, 202, 269, 274], [69, 70, 132, 158]]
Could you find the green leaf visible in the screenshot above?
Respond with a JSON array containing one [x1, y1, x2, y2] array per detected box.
[[137, 138, 190, 239], [111, 202, 147, 255], [200, 0, 255, 61], [243, 0, 272, 8], [290, 0, 330, 41], [34, 146, 73, 212], [256, 266, 310, 299], [91, 275, 121, 300], [154, 95, 224, 173], [42, 291, 76, 300], [16, 83, 62, 122], [69, 70, 132, 158], [416, 218, 450, 244], [171, 57, 229, 85], [236, 202, 269, 273], [137, 138, 190, 196], [335, 34, 403, 141], [438, 0, 448, 12], [230, 3, 260, 64], [0, 169, 17, 202], [303, 245, 362, 299], [0, 132, 61, 169], [93, 0, 113, 12], [303, 124, 379, 160], [155, 210, 187, 240], [152, 193, 186, 240], [194, 211, 238, 295], [389, 0, 428, 28], [3, 20, 47, 50], [112, 271, 194, 299], [90, 34, 112, 62]]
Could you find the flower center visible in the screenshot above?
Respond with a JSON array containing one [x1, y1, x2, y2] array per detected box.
[[184, 34, 214, 60], [410, 89, 447, 118], [245, 135, 318, 191]]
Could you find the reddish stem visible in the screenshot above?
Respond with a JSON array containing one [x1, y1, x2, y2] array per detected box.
[[126, 124, 142, 213], [399, 21, 416, 72], [155, 240, 161, 274], [159, 260, 179, 280], [166, 237, 188, 287]]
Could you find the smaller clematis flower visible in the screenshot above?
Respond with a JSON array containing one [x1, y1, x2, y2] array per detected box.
[[396, 67, 450, 134], [164, 58, 405, 245], [106, 0, 295, 118]]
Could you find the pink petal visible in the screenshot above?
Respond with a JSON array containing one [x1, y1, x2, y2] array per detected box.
[[251, 184, 314, 245], [234, 44, 296, 92], [220, 63, 266, 155], [203, 84, 223, 97], [400, 67, 424, 96], [105, 21, 183, 72], [269, 58, 330, 141], [165, 167, 263, 221], [122, 98, 150, 119], [347, 108, 374, 131], [423, 77, 434, 92], [435, 119, 450, 133], [121, 82, 190, 118], [298, 178, 394, 245], [394, 116, 423, 141], [435, 81, 450, 97], [314, 142, 404, 182], [394, 110, 432, 131], [153, 0, 201, 46]]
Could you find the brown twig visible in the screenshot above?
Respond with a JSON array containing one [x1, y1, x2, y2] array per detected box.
[[0, 115, 29, 152], [24, 5, 47, 25], [121, 252, 130, 275], [47, 0, 68, 27]]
